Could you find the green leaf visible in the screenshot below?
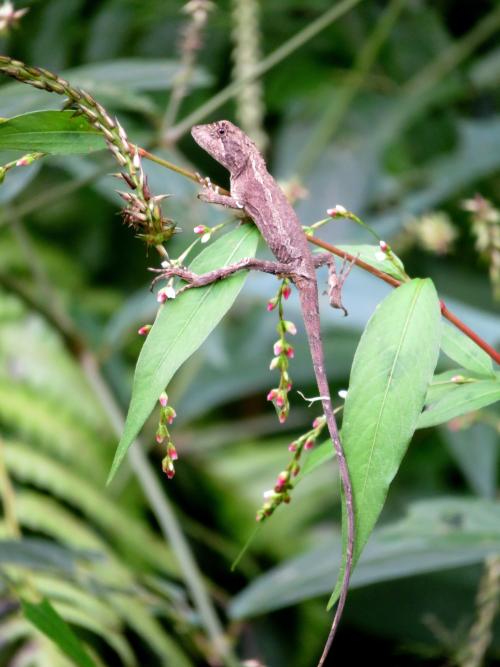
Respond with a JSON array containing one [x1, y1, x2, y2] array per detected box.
[[329, 278, 441, 608], [330, 244, 407, 281], [441, 322, 495, 377], [417, 378, 500, 428], [21, 597, 96, 667], [443, 423, 499, 498], [0, 111, 105, 155], [230, 497, 500, 618], [108, 225, 260, 483]]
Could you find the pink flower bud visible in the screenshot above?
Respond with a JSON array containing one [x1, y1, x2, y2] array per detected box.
[[287, 382, 293, 391], [312, 417, 323, 429], [267, 298, 278, 311], [269, 357, 280, 370], [193, 225, 206, 235], [167, 442, 178, 460], [157, 287, 170, 303], [275, 393, 284, 408], [285, 346, 295, 359], [304, 438, 315, 450], [278, 411, 287, 424], [327, 204, 347, 217], [288, 442, 298, 452], [379, 240, 388, 252], [451, 375, 465, 383], [284, 320, 297, 335], [16, 157, 30, 167], [167, 409, 177, 425], [273, 341, 283, 356], [282, 284, 292, 300], [159, 392, 168, 407], [267, 389, 278, 401], [138, 324, 152, 336]]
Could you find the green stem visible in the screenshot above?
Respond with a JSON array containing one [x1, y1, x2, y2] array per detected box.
[[167, 0, 365, 142]]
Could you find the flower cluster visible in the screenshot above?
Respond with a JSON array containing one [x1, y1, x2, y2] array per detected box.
[[0, 56, 176, 247], [266, 279, 296, 423], [462, 194, 500, 300], [256, 415, 327, 521], [155, 392, 178, 479]]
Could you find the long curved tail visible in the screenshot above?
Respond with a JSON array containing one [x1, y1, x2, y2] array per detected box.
[[297, 281, 354, 666]]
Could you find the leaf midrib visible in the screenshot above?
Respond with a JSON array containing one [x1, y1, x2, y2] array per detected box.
[[358, 281, 424, 509]]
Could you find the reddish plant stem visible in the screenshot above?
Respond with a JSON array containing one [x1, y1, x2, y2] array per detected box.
[[309, 236, 500, 365]]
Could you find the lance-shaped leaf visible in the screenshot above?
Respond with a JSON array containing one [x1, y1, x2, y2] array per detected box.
[[108, 225, 260, 483], [329, 278, 441, 608], [21, 597, 96, 667], [0, 111, 105, 154]]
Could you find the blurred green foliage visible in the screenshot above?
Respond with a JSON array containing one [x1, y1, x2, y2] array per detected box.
[[0, 1, 499, 665]]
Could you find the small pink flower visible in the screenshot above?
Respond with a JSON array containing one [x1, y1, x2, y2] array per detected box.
[[267, 298, 278, 311], [167, 409, 177, 425], [156, 433, 165, 444], [267, 388, 278, 401], [285, 346, 294, 359], [273, 341, 283, 356], [287, 382, 292, 391], [304, 438, 315, 450], [282, 284, 292, 300], [16, 156, 30, 167], [284, 320, 297, 335], [275, 394, 284, 408], [194, 225, 206, 235], [157, 287, 170, 303], [138, 324, 152, 336], [379, 240, 388, 252], [288, 442, 298, 452], [327, 204, 347, 217], [167, 443, 178, 460], [159, 392, 168, 407], [312, 417, 322, 429], [278, 412, 287, 424]]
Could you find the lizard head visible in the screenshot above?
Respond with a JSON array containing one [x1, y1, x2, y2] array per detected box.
[[191, 120, 252, 174]]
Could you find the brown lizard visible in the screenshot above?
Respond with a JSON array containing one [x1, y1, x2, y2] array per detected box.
[[158, 120, 354, 665]]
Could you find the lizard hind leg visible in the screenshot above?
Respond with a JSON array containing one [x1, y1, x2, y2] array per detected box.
[[313, 253, 354, 317]]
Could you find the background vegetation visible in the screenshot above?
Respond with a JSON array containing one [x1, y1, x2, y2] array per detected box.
[[0, 1, 499, 665]]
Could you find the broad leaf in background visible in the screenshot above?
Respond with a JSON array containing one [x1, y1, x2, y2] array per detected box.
[[443, 423, 499, 498], [440, 322, 495, 378], [0, 111, 105, 155], [21, 597, 96, 667], [230, 497, 500, 618], [329, 278, 441, 608], [417, 377, 500, 429], [108, 225, 260, 482]]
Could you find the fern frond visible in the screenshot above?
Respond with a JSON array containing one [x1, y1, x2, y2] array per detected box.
[[2, 440, 179, 576], [0, 381, 109, 479]]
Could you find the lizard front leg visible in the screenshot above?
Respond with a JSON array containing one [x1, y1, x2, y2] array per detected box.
[[151, 257, 292, 295], [197, 180, 246, 211]]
